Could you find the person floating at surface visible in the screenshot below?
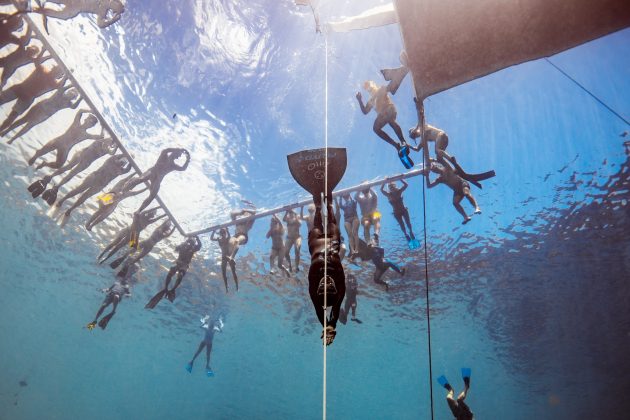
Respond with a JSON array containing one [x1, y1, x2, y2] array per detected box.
[[356, 80, 407, 152], [122, 147, 189, 240], [427, 161, 481, 225], [186, 315, 223, 377], [301, 203, 316, 231], [97, 207, 165, 264], [356, 186, 381, 243], [230, 207, 256, 245], [28, 137, 117, 204], [380, 179, 415, 242], [52, 154, 131, 224], [27, 110, 102, 170], [145, 235, 202, 308], [266, 214, 291, 276], [0, 63, 66, 132], [336, 193, 360, 258], [307, 193, 345, 346], [339, 273, 361, 324], [29, 0, 125, 33], [3, 86, 81, 143], [437, 368, 474, 420], [83, 180, 147, 230], [210, 228, 239, 293], [283, 208, 303, 272], [0, 36, 44, 91], [110, 219, 175, 276], [86, 265, 135, 331], [368, 239, 405, 291]]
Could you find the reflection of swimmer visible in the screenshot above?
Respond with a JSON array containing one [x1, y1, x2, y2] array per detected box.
[[307, 194, 345, 346], [355, 186, 381, 243], [86, 265, 134, 331], [230, 208, 256, 245], [266, 214, 291, 276], [145, 236, 202, 308], [31, 0, 125, 33], [210, 228, 239, 293], [437, 368, 474, 420], [356, 80, 407, 152], [336, 194, 360, 258], [186, 315, 223, 377], [0, 39, 43, 90], [368, 240, 405, 291], [28, 138, 117, 204], [380, 179, 415, 242], [283, 209, 303, 272], [427, 162, 481, 225], [28, 110, 102, 170], [3, 86, 81, 143]]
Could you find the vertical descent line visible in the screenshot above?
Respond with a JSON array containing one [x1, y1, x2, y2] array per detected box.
[[421, 162, 434, 420], [322, 34, 329, 420]]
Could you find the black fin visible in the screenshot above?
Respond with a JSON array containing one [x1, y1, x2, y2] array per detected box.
[[41, 186, 58, 206], [98, 312, 115, 330], [287, 148, 347, 197], [27, 180, 47, 198], [145, 289, 166, 309]]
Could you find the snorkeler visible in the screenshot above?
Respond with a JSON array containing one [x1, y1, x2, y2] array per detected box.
[[110, 220, 175, 276], [437, 368, 474, 420], [283, 208, 303, 272], [3, 86, 81, 143], [427, 161, 482, 224], [97, 207, 166, 264], [335, 193, 360, 258], [266, 214, 291, 276], [356, 80, 407, 152], [380, 179, 416, 242], [86, 266, 134, 331], [355, 186, 381, 243], [186, 315, 223, 377], [230, 207, 256, 245], [30, 0, 125, 33], [145, 235, 202, 308], [28, 137, 117, 204], [210, 228, 240, 293], [307, 193, 346, 346], [368, 239, 405, 291], [0, 63, 66, 133], [339, 273, 361, 324], [27, 110, 102, 170]]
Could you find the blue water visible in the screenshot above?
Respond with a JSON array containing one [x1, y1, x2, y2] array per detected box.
[[1, 1, 629, 419]]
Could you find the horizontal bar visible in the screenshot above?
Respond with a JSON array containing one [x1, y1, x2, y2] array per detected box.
[[187, 166, 427, 236]]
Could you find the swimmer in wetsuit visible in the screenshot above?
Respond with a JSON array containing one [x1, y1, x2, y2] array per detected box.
[[336, 193, 360, 258], [356, 187, 381, 243], [145, 235, 202, 308], [339, 273, 361, 324], [356, 80, 407, 152], [210, 228, 240, 293], [438, 369, 474, 420], [266, 214, 291, 276], [283, 209, 303, 272], [427, 161, 481, 224], [86, 267, 134, 331], [186, 315, 223, 377], [380, 179, 415, 242], [308, 193, 345, 346], [368, 240, 405, 291]]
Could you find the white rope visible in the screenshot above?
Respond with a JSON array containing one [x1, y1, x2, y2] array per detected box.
[[322, 33, 329, 420]]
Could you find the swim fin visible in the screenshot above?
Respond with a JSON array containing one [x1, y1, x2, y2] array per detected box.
[[398, 145, 414, 169], [351, 317, 363, 324], [41, 186, 59, 206], [437, 375, 452, 390], [339, 308, 348, 325], [86, 321, 96, 331], [287, 148, 347, 197], [27, 179, 47, 198], [145, 289, 166, 309], [110, 256, 125, 269], [206, 367, 214, 377], [461, 367, 471, 386], [166, 289, 176, 303], [185, 362, 193, 373], [98, 312, 115, 330], [408, 238, 420, 250], [380, 65, 409, 95]]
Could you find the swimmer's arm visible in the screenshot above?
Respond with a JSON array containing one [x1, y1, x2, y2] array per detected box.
[[427, 177, 442, 188], [399, 179, 408, 192], [356, 92, 372, 114], [409, 142, 423, 152], [210, 231, 218, 241], [379, 183, 388, 195], [97, 12, 122, 28], [283, 211, 289, 222]]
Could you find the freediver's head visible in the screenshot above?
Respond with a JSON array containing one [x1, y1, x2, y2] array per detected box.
[[363, 80, 377, 93], [84, 113, 98, 127], [388, 182, 397, 191], [219, 227, 228, 237]]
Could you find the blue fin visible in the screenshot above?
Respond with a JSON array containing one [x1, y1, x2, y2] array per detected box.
[[185, 363, 192, 373], [408, 238, 420, 250], [398, 146, 414, 169], [206, 368, 214, 377], [461, 367, 471, 380], [437, 375, 449, 388]]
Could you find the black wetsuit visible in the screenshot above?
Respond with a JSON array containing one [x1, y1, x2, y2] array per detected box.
[[343, 276, 358, 319], [370, 245, 402, 288], [165, 237, 202, 294], [308, 199, 345, 329]]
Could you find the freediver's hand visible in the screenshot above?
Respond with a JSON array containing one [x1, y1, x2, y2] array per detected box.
[[355, 92, 362, 101]]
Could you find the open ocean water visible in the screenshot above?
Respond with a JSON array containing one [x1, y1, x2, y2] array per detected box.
[[1, 1, 629, 419]]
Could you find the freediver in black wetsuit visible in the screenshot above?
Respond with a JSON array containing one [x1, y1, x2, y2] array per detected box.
[[145, 235, 202, 308], [380, 179, 415, 242], [368, 240, 405, 291], [308, 193, 346, 346], [86, 264, 135, 331], [110, 220, 175, 276], [339, 273, 361, 324]]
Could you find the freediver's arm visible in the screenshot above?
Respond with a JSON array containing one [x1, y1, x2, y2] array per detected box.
[[399, 179, 408, 192], [356, 91, 372, 115]]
